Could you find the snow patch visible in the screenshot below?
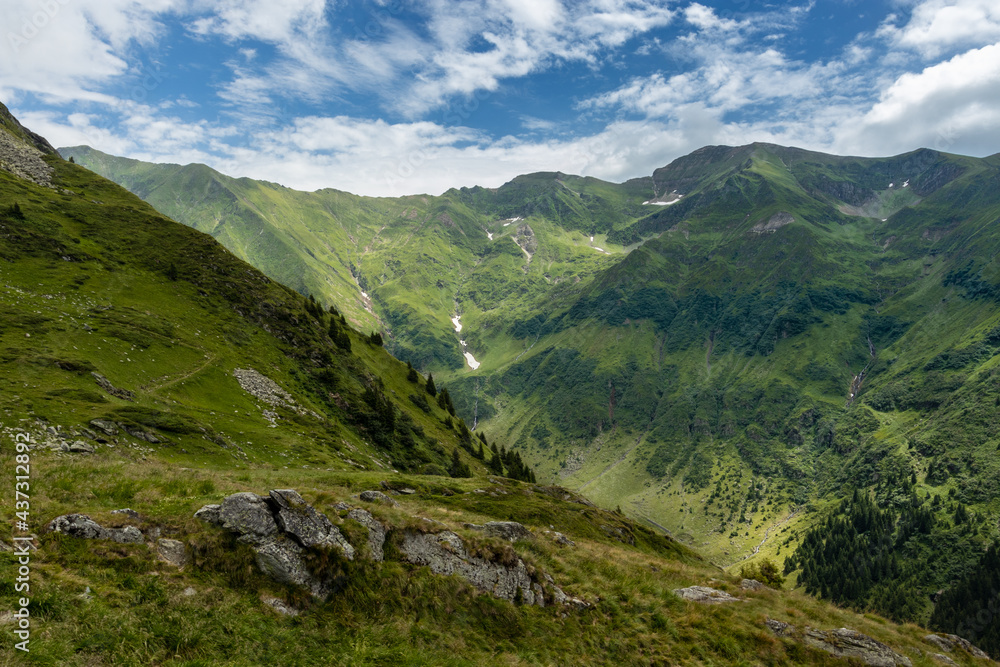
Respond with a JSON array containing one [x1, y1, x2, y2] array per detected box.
[[593, 247, 606, 253], [503, 216, 522, 227], [487, 232, 493, 240], [590, 236, 594, 242], [888, 183, 894, 188], [361, 291, 369, 300], [451, 315, 462, 333], [643, 193, 683, 206], [464, 351, 481, 370], [903, 180, 909, 188]]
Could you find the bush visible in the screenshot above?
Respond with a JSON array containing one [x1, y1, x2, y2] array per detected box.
[[739, 558, 784, 589]]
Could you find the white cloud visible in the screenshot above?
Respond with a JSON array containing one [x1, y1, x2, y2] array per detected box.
[[882, 0, 1000, 57]]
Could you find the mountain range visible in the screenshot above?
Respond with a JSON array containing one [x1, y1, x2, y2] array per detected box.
[[0, 97, 998, 663]]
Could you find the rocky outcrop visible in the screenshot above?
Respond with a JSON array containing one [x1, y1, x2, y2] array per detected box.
[[740, 578, 764, 591], [0, 125, 53, 187], [347, 508, 386, 562], [92, 372, 135, 401], [673, 586, 741, 604], [765, 619, 913, 667], [483, 521, 532, 542], [399, 530, 543, 606], [195, 490, 354, 598], [924, 634, 991, 660], [751, 211, 794, 233], [233, 369, 297, 410], [46, 514, 143, 544], [360, 490, 398, 506]]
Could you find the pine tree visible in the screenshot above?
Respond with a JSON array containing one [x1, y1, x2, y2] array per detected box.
[[425, 373, 437, 397], [406, 361, 418, 383]]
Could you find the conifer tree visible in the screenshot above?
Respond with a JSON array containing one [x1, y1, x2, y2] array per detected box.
[[425, 373, 437, 397], [406, 361, 418, 383]]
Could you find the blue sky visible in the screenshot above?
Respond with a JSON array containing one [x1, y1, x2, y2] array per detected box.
[[2, 0, 999, 196]]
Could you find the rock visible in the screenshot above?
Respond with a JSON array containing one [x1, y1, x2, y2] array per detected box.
[[217, 492, 279, 543], [803, 628, 912, 667], [399, 488, 416, 495], [68, 441, 95, 454], [483, 521, 532, 542], [924, 634, 990, 660], [399, 530, 540, 606], [673, 586, 741, 604], [931, 654, 958, 666], [111, 508, 140, 519], [262, 595, 299, 617], [195, 490, 355, 599], [553, 532, 575, 547], [360, 490, 398, 506], [765, 618, 794, 637], [182, 587, 197, 597], [156, 538, 189, 568], [194, 504, 223, 526], [347, 508, 386, 562], [89, 419, 118, 436], [269, 489, 355, 558], [91, 372, 135, 401], [740, 578, 764, 591], [46, 514, 143, 544]]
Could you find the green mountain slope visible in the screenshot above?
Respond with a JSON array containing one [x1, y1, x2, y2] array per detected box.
[[9, 104, 996, 666], [61, 141, 1000, 633]]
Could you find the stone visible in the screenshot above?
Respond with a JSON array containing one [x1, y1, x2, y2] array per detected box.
[[262, 595, 300, 617], [194, 504, 223, 526], [217, 492, 279, 543], [360, 490, 398, 506], [89, 419, 118, 436], [46, 514, 143, 544], [483, 521, 532, 542], [803, 628, 912, 667], [765, 618, 794, 637], [156, 538, 189, 568], [347, 508, 386, 562], [111, 508, 140, 519], [740, 578, 764, 591], [91, 372, 135, 401], [673, 586, 741, 604], [924, 634, 990, 660], [68, 441, 95, 454], [269, 489, 354, 558], [552, 532, 575, 547], [253, 537, 326, 596], [399, 530, 540, 606], [182, 587, 197, 597], [931, 654, 958, 666]]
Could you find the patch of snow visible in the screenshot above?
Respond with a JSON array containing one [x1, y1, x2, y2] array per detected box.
[[593, 247, 605, 252], [903, 180, 909, 188], [888, 183, 894, 188], [487, 232, 493, 240], [361, 291, 369, 300], [590, 236, 594, 242], [460, 339, 467, 346], [881, 218, 888, 222], [464, 351, 481, 370], [451, 315, 462, 333]]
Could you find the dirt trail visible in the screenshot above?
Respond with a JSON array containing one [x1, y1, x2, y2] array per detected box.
[[736, 507, 800, 564]]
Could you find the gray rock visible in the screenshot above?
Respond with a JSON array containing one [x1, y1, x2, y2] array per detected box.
[[924, 634, 990, 660], [269, 489, 354, 559], [483, 521, 532, 542], [552, 532, 575, 547], [932, 654, 958, 666], [803, 628, 912, 667], [360, 490, 398, 506], [765, 618, 794, 637], [111, 508, 140, 519], [348, 508, 386, 562], [194, 504, 223, 526], [182, 587, 197, 597], [195, 490, 356, 599], [91, 372, 135, 401], [218, 492, 279, 543], [46, 514, 143, 544], [156, 538, 189, 568], [89, 419, 118, 436], [262, 595, 299, 617], [673, 586, 741, 604], [68, 441, 95, 454], [399, 530, 539, 606], [740, 578, 764, 591]]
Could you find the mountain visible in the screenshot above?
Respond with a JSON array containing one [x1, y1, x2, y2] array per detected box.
[[61, 140, 1000, 631], [9, 103, 996, 665]]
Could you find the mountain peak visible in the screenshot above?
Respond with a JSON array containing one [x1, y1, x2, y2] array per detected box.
[[0, 101, 58, 187]]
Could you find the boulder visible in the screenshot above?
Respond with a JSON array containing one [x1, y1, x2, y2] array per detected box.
[[46, 514, 143, 544], [111, 508, 140, 519], [740, 578, 764, 591], [156, 538, 189, 568], [924, 634, 990, 660], [360, 490, 398, 506], [347, 508, 386, 562], [68, 441, 95, 454], [262, 595, 299, 617], [269, 489, 355, 558], [195, 489, 355, 598], [483, 521, 532, 542], [399, 530, 540, 606], [89, 419, 118, 436], [803, 628, 912, 667], [673, 586, 741, 604]]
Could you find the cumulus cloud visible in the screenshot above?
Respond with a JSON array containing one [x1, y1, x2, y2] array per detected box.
[[881, 0, 1000, 58]]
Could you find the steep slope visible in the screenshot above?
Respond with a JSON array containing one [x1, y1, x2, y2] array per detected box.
[[61, 141, 1000, 633]]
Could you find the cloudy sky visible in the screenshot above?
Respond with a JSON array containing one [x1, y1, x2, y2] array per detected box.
[[2, 0, 999, 196]]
